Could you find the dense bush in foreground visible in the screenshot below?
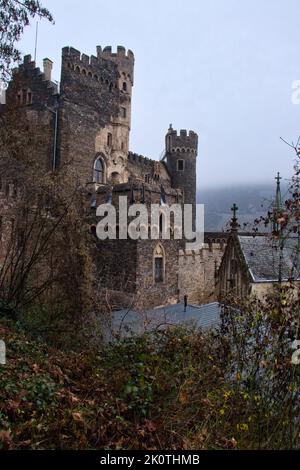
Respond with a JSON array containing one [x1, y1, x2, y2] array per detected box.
[[0, 289, 299, 450]]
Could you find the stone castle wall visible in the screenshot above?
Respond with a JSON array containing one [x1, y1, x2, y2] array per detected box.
[[1, 45, 217, 312], [59, 47, 121, 184], [178, 242, 226, 304], [135, 238, 184, 309], [4, 55, 59, 171]]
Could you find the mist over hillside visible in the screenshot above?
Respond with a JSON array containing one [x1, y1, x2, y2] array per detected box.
[[198, 182, 289, 232]]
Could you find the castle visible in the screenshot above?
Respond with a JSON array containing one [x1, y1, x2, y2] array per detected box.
[[0, 45, 225, 309]]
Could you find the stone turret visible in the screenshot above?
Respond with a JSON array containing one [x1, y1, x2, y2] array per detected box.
[[165, 125, 198, 229]]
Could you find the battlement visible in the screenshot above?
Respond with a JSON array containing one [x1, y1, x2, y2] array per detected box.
[[11, 54, 58, 94], [166, 126, 198, 154], [62, 46, 134, 84], [128, 152, 153, 166], [61, 46, 120, 92], [179, 242, 225, 258], [12, 54, 37, 75], [62, 46, 107, 69], [98, 46, 134, 84], [98, 45, 134, 62]]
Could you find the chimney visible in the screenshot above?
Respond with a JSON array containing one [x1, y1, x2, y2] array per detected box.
[[43, 58, 53, 82]]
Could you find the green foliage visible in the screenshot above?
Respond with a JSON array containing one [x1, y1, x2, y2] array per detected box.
[[0, 292, 299, 450]]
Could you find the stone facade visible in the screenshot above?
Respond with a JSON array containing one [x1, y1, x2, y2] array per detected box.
[[88, 175, 185, 309], [5, 55, 58, 171], [59, 46, 129, 183], [0, 44, 227, 309], [178, 233, 228, 304], [165, 126, 198, 229]]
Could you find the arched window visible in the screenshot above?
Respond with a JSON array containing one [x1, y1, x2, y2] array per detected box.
[[93, 157, 105, 183], [122, 82, 127, 92], [153, 244, 165, 283]]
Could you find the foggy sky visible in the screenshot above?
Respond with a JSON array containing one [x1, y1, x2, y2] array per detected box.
[[17, 0, 300, 190]]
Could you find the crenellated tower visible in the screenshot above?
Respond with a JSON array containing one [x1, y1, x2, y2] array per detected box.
[[97, 45, 134, 153], [165, 125, 198, 228], [96, 46, 134, 183], [60, 45, 134, 184]]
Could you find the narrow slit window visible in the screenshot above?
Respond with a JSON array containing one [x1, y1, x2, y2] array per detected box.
[[177, 159, 184, 171]]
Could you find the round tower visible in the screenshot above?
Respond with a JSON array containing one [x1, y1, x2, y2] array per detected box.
[[165, 125, 198, 228]]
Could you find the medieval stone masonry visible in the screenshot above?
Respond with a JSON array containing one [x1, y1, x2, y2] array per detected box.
[[0, 45, 226, 309]]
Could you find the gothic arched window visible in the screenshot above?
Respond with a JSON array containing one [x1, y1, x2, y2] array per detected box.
[[93, 157, 105, 183], [153, 244, 165, 283]]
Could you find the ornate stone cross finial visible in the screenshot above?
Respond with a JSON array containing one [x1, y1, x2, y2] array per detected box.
[[274, 171, 283, 210], [273, 171, 283, 233], [231, 203, 238, 220], [230, 203, 239, 232], [275, 172, 282, 185]]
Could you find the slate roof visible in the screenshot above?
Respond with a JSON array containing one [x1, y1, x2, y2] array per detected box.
[[238, 235, 300, 282], [109, 302, 221, 339]]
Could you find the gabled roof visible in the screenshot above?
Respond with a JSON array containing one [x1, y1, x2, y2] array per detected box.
[[238, 235, 300, 282]]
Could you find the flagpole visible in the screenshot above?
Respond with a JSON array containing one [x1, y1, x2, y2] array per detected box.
[[34, 21, 39, 63]]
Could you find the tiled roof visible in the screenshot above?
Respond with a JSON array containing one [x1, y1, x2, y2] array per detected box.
[[238, 235, 300, 282], [109, 302, 221, 338]]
